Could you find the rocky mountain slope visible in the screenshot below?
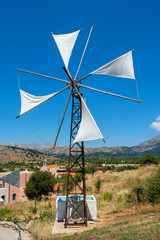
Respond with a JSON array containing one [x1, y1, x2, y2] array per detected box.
[[0, 135, 160, 158], [0, 145, 56, 162]]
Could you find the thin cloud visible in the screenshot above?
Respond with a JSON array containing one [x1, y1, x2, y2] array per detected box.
[[150, 115, 160, 131], [156, 116, 160, 121]]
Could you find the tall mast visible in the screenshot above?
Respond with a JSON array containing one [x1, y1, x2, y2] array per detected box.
[[65, 87, 87, 227]]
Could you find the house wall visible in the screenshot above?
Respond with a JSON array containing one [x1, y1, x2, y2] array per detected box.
[[48, 167, 60, 177], [0, 171, 33, 204], [0, 188, 8, 204], [40, 165, 48, 172], [20, 172, 33, 187]]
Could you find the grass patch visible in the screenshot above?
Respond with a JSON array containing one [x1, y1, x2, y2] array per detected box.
[[0, 208, 14, 220], [48, 219, 160, 240]]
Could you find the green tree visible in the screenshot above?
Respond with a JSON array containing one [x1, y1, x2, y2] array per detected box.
[[140, 154, 159, 166], [25, 171, 56, 201]]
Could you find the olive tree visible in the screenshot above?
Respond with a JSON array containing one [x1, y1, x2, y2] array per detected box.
[[25, 171, 56, 201]]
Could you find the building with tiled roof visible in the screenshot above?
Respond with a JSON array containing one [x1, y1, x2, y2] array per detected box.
[[40, 159, 60, 177]]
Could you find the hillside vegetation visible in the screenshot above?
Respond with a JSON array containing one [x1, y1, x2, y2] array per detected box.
[[0, 145, 57, 163]]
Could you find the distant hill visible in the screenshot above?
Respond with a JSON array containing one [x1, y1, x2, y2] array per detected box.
[[0, 145, 57, 162], [0, 135, 160, 158]]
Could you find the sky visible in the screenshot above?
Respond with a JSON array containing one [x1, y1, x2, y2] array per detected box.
[[0, 0, 160, 148]]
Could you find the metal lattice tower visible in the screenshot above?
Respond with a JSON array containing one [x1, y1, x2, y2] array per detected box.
[[65, 88, 87, 227]]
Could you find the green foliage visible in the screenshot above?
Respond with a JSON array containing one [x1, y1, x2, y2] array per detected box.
[[140, 154, 159, 165], [0, 208, 13, 220], [39, 201, 55, 222], [25, 171, 56, 201], [95, 177, 101, 193], [133, 186, 144, 203], [57, 175, 73, 192], [126, 168, 160, 205], [90, 164, 98, 176], [86, 185, 93, 193], [28, 206, 37, 214], [117, 165, 138, 172], [103, 192, 113, 201], [75, 173, 83, 183], [144, 169, 160, 204], [39, 210, 55, 222]]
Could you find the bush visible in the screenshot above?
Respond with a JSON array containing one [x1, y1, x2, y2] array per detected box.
[[133, 186, 144, 203], [0, 208, 13, 220], [140, 154, 159, 166], [103, 192, 113, 201], [126, 168, 160, 205], [95, 177, 101, 193], [144, 169, 160, 205]]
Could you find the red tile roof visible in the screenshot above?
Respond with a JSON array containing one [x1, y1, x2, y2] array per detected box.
[[47, 165, 59, 169], [57, 172, 76, 176], [95, 170, 103, 174]]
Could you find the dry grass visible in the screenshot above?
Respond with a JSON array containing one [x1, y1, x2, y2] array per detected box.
[[86, 165, 159, 212], [0, 197, 56, 222], [28, 218, 54, 239], [0, 197, 57, 239]]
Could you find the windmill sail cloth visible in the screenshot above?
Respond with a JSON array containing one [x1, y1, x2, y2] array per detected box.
[[92, 50, 135, 79], [73, 96, 104, 143], [52, 30, 80, 69], [19, 89, 58, 116]]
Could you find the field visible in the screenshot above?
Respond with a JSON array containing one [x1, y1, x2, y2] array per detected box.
[[0, 165, 160, 239]]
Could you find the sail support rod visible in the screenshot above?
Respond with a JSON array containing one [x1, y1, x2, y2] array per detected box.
[[16, 85, 70, 118], [74, 26, 94, 80], [62, 66, 73, 82], [53, 87, 72, 148], [76, 73, 92, 83], [17, 68, 70, 84], [77, 83, 141, 103]]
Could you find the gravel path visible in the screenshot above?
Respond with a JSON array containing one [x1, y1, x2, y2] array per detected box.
[[0, 222, 33, 240], [0, 227, 19, 240]]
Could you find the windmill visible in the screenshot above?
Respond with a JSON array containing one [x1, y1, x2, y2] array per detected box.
[[16, 26, 141, 227]]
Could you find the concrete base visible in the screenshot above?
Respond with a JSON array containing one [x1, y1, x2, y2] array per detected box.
[[56, 195, 97, 222], [52, 220, 95, 234]]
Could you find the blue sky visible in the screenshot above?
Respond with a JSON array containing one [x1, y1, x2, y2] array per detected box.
[[0, 0, 160, 148]]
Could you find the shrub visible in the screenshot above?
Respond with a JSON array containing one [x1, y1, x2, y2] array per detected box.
[[140, 154, 159, 166], [126, 168, 160, 205], [103, 192, 113, 201], [95, 177, 101, 193], [133, 186, 144, 203], [39, 210, 55, 222], [0, 208, 13, 220], [144, 169, 160, 205]]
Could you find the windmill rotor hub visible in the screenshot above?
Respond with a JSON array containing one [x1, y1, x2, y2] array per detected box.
[[70, 80, 77, 88]]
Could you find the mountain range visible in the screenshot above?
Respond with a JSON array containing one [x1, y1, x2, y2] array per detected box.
[[0, 134, 160, 157]]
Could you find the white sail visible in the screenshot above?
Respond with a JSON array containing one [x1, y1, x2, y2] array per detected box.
[[92, 50, 135, 79], [19, 89, 58, 117], [52, 30, 80, 69], [73, 96, 104, 143]]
